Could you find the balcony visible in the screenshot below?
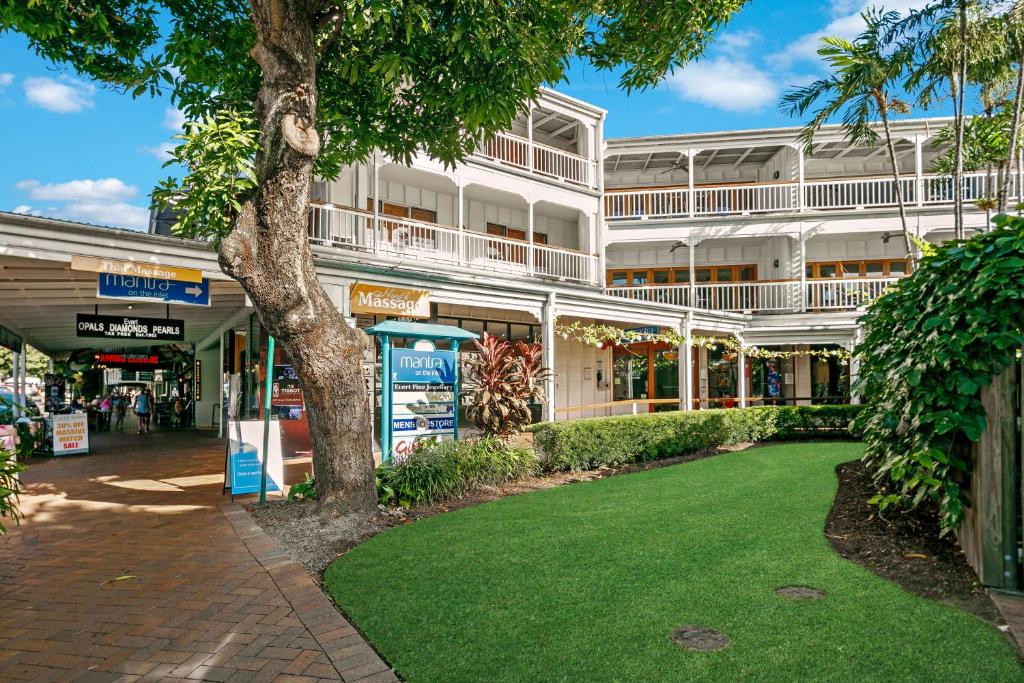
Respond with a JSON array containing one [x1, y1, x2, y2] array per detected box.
[[474, 131, 598, 190], [308, 203, 600, 286], [605, 171, 1018, 221], [606, 277, 901, 313]]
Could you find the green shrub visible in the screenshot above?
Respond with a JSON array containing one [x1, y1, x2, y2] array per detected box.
[[377, 437, 539, 507], [530, 405, 863, 472], [288, 472, 316, 501], [1, 446, 24, 534]]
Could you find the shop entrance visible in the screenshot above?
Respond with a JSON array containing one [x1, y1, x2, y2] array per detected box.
[[613, 342, 695, 412]]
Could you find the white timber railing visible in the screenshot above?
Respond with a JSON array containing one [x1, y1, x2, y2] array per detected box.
[[308, 203, 599, 286], [476, 131, 598, 189], [606, 171, 1017, 221], [607, 277, 901, 313]]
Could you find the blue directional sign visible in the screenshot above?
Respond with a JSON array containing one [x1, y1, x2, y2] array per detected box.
[[97, 273, 211, 306]]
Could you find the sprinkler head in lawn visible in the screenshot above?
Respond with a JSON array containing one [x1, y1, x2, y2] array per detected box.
[[670, 626, 730, 652], [775, 585, 827, 600]]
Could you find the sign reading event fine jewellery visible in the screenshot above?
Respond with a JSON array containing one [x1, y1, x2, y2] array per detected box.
[[350, 283, 430, 319], [389, 348, 457, 460], [76, 314, 185, 341]]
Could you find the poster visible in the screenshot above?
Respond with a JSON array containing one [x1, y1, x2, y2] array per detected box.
[[390, 348, 457, 461], [52, 413, 89, 456], [226, 420, 284, 496], [44, 373, 65, 413]]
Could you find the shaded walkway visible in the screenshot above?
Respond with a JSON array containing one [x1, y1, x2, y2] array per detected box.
[[0, 431, 396, 682]]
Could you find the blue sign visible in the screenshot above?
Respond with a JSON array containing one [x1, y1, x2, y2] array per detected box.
[[625, 326, 660, 336], [97, 273, 211, 307], [392, 416, 456, 433], [392, 349, 457, 384], [228, 443, 280, 495]]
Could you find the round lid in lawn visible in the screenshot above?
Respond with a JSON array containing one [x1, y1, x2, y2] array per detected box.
[[775, 585, 827, 600], [670, 626, 730, 652]]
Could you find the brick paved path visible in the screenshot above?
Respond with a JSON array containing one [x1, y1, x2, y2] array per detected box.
[[0, 431, 398, 683]]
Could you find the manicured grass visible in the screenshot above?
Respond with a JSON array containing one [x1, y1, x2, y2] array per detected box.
[[326, 443, 1020, 682]]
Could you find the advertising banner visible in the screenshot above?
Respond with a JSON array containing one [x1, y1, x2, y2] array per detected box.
[[76, 313, 185, 341], [350, 283, 430, 318], [389, 348, 457, 461], [52, 413, 89, 456], [43, 373, 65, 413], [226, 420, 284, 496], [97, 273, 211, 306], [70, 255, 203, 283]]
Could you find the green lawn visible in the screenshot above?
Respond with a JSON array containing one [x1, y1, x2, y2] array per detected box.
[[325, 443, 1021, 682]]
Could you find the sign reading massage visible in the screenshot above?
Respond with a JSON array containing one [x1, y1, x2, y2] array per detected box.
[[70, 255, 203, 283], [390, 348, 457, 460], [76, 313, 185, 341], [350, 283, 430, 319]]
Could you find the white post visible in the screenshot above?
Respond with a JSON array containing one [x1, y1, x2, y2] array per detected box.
[[848, 330, 862, 405], [687, 149, 698, 218], [11, 350, 20, 409], [737, 335, 747, 408], [797, 145, 806, 212], [542, 292, 557, 422], [217, 333, 225, 438], [680, 315, 693, 411], [688, 231, 696, 307], [798, 225, 807, 312], [914, 135, 926, 208], [457, 181, 465, 264], [20, 350, 27, 401], [527, 199, 535, 275], [527, 105, 534, 173]]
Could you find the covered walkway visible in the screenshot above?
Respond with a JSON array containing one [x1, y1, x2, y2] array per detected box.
[[0, 432, 396, 683]]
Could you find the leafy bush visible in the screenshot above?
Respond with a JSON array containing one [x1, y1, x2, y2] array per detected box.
[[288, 472, 316, 501], [377, 437, 539, 507], [855, 214, 1024, 533], [0, 446, 24, 534], [465, 333, 550, 439], [530, 405, 863, 472]]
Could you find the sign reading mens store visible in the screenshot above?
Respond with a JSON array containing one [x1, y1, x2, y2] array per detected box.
[[76, 313, 185, 341], [350, 283, 430, 319]]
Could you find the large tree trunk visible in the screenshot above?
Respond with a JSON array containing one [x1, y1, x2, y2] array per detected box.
[[878, 101, 916, 269], [999, 51, 1024, 213], [218, 0, 377, 515]]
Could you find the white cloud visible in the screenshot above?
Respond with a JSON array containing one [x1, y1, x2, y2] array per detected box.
[[15, 177, 137, 202], [22, 76, 95, 113], [142, 142, 176, 162], [667, 58, 779, 112], [163, 107, 186, 131], [768, 0, 931, 69], [0, 73, 13, 91], [12, 177, 149, 231], [717, 30, 762, 56]]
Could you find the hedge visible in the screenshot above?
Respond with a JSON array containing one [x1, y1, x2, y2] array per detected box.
[[530, 405, 863, 472]]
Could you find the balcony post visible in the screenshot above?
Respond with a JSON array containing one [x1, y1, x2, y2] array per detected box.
[[687, 149, 698, 218], [372, 155, 380, 253], [688, 231, 696, 307], [798, 228, 807, 312], [527, 105, 534, 173], [679, 314, 693, 411], [913, 134, 927, 208], [457, 181, 465, 265], [527, 199, 535, 275], [847, 331, 861, 405], [796, 144, 806, 212], [736, 335, 747, 408], [542, 292, 557, 422]]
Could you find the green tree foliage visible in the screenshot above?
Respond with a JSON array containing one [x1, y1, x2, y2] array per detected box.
[[0, 346, 50, 381], [0, 446, 24, 534], [854, 213, 1024, 533]]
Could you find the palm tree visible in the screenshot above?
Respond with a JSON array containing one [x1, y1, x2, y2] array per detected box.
[[781, 9, 916, 267], [998, 2, 1023, 213]]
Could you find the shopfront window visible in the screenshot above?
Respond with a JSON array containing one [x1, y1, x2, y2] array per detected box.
[[707, 346, 737, 408]]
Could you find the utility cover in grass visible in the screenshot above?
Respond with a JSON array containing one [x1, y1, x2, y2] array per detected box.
[[670, 626, 730, 651], [776, 585, 827, 600]]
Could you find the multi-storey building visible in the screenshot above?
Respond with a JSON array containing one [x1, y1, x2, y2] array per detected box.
[[2, 88, 1021, 444]]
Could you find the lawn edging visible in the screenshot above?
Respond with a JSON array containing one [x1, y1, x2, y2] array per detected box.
[[530, 404, 862, 471]]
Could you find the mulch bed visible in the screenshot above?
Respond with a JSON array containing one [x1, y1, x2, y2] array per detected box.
[[825, 459, 1002, 625]]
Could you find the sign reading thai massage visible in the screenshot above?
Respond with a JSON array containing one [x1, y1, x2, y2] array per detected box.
[[350, 283, 430, 319], [71, 255, 203, 283], [76, 313, 185, 341]]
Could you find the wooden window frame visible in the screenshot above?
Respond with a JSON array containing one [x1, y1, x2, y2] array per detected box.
[[607, 264, 758, 287], [806, 258, 910, 279]]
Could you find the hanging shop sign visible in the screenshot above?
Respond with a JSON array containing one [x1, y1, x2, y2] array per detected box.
[[76, 314, 185, 341], [52, 412, 89, 456], [389, 348, 457, 460], [0, 324, 22, 353], [97, 273, 211, 306], [71, 255, 203, 283], [350, 283, 430, 319], [224, 420, 284, 498], [43, 373, 66, 413], [94, 353, 161, 367]]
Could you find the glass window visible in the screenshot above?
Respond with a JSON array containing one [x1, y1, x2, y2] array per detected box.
[[864, 261, 884, 277], [738, 267, 756, 282], [696, 268, 713, 283], [611, 271, 628, 286], [818, 264, 837, 279], [673, 268, 690, 284], [716, 268, 734, 282], [842, 262, 861, 278], [509, 324, 532, 341], [630, 271, 649, 285], [888, 260, 907, 275], [484, 321, 509, 338], [653, 270, 670, 284]]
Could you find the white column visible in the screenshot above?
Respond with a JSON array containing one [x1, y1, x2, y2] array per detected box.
[[527, 199, 535, 275], [737, 336, 747, 408], [914, 135, 926, 208], [11, 350, 20, 407], [217, 333, 225, 438], [797, 145, 806, 212], [688, 231, 697, 307], [848, 330, 862, 405], [798, 225, 807, 312], [457, 181, 465, 264], [527, 105, 534, 173], [687, 149, 698, 218], [372, 155, 381, 252], [680, 315, 693, 411], [595, 118, 605, 192], [542, 292, 557, 422], [20, 351, 27, 400]]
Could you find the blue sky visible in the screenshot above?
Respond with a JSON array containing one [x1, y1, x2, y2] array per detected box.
[[0, 0, 957, 231]]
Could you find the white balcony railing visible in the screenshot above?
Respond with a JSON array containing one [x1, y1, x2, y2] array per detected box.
[[606, 171, 1019, 221], [606, 277, 900, 313], [308, 203, 599, 286], [476, 131, 598, 189]]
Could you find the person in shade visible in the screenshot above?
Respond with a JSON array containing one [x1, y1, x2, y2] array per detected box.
[[133, 389, 151, 434]]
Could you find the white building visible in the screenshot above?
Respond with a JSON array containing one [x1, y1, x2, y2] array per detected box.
[[0, 89, 1019, 436]]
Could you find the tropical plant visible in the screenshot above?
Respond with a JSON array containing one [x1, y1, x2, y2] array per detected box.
[[0, 446, 24, 534], [854, 213, 1024, 534], [0, 0, 748, 515], [465, 333, 551, 439], [781, 9, 916, 267], [288, 472, 317, 501]]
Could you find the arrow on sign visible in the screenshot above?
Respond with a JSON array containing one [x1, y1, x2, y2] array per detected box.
[[185, 285, 204, 297]]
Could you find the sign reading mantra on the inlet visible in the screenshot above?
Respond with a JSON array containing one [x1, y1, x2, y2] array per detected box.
[[71, 255, 203, 283], [97, 273, 211, 307], [76, 313, 185, 341], [350, 283, 429, 319]]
